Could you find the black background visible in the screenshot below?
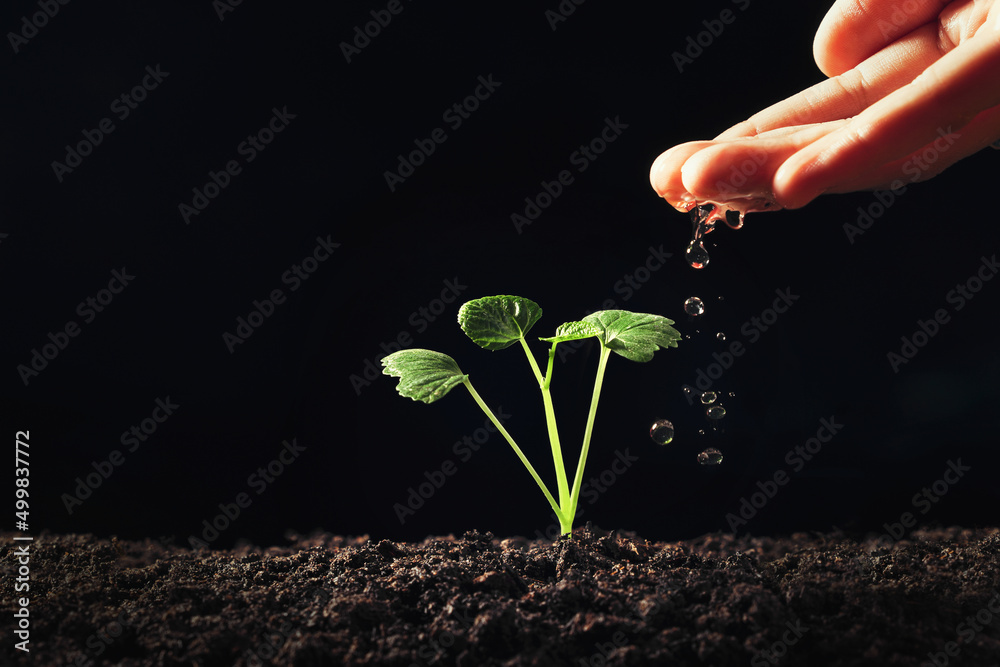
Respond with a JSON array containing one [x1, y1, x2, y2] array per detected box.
[[3, 0, 998, 549]]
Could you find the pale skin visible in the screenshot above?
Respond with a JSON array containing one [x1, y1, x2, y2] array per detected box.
[[649, 0, 1000, 211]]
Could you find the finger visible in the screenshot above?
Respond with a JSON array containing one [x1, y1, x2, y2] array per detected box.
[[813, 0, 954, 76], [679, 123, 842, 201], [717, 26, 942, 140], [649, 141, 717, 206], [827, 103, 1000, 192], [774, 20, 1000, 208]]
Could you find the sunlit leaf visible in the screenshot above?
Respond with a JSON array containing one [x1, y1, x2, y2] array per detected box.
[[458, 295, 543, 351], [381, 349, 468, 404], [582, 310, 681, 362], [539, 320, 602, 343]]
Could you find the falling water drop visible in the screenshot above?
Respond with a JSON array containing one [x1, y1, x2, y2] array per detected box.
[[700, 391, 717, 405], [697, 448, 724, 465], [667, 196, 781, 271], [649, 419, 675, 445], [685, 205, 715, 269], [706, 405, 727, 420], [685, 241, 710, 269], [716, 332, 726, 341], [684, 297, 705, 317]]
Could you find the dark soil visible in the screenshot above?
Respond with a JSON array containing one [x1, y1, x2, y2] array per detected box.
[[3, 525, 999, 666]]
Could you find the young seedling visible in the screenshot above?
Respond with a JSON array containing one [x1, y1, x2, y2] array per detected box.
[[381, 295, 680, 537]]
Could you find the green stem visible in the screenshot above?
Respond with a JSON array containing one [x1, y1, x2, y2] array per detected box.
[[519, 338, 570, 513], [520, 337, 545, 386], [543, 343, 556, 391], [567, 345, 612, 523], [548, 344, 574, 537], [461, 378, 565, 524]]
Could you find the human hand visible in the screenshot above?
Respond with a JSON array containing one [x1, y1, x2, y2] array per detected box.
[[650, 0, 1000, 212]]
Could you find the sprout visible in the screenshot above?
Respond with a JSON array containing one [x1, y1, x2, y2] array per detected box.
[[382, 295, 679, 538]]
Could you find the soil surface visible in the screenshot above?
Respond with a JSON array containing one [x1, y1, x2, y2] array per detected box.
[[2, 525, 999, 666]]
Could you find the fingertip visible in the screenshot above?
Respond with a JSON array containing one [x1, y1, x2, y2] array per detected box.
[[812, 0, 946, 77], [813, 3, 848, 77], [678, 145, 725, 198], [772, 158, 824, 210], [649, 141, 714, 199], [648, 150, 674, 194]]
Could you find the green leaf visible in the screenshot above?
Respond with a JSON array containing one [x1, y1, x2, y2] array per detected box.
[[539, 320, 602, 343], [458, 295, 543, 351], [381, 349, 468, 404], [582, 310, 681, 362]]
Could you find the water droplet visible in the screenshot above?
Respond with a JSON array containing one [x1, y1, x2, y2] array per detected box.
[[685, 241, 710, 269], [698, 429, 705, 435], [698, 448, 724, 465], [706, 405, 726, 420], [649, 419, 675, 446], [683, 297, 705, 317], [718, 296, 724, 301], [688, 203, 712, 224], [728, 392, 735, 397], [682, 387, 692, 394], [684, 205, 714, 269], [716, 332, 726, 341], [700, 391, 717, 405]]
